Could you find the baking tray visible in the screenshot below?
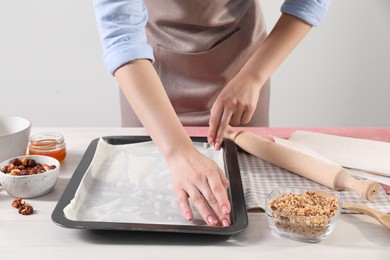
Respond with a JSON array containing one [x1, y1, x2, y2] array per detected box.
[[52, 136, 248, 235]]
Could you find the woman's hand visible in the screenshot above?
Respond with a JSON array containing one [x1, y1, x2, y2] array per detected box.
[[116, 60, 232, 226], [167, 147, 231, 227], [208, 14, 312, 149], [208, 73, 263, 150]]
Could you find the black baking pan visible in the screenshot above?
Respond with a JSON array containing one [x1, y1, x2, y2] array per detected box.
[[51, 136, 248, 235]]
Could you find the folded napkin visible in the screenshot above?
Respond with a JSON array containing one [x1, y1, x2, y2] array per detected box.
[[275, 131, 390, 185]]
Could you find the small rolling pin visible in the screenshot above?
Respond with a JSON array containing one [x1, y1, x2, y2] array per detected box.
[[224, 127, 380, 201]]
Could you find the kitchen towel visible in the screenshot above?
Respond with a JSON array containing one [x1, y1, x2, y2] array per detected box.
[[238, 149, 390, 213]]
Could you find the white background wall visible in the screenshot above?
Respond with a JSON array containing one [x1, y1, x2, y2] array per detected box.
[[1, 1, 389, 127]]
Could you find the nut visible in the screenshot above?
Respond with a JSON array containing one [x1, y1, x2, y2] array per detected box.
[[11, 198, 26, 209], [11, 198, 34, 215], [11, 158, 22, 166], [21, 157, 29, 166], [0, 157, 56, 176], [269, 191, 339, 218], [10, 169, 21, 176], [269, 191, 339, 238], [19, 205, 34, 215]]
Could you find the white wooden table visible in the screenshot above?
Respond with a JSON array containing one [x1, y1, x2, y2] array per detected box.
[[1, 127, 389, 260]]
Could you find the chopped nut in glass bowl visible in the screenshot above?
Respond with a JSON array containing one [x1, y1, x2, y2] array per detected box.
[[0, 155, 60, 198], [265, 187, 342, 243]]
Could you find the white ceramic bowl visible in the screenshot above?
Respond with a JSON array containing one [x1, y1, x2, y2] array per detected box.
[[0, 116, 32, 162], [0, 155, 60, 198]]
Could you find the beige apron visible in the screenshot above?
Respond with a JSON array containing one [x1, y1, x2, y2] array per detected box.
[[120, 0, 270, 127]]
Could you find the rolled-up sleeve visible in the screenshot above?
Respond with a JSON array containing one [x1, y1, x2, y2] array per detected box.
[[93, 0, 154, 75], [281, 0, 331, 27]]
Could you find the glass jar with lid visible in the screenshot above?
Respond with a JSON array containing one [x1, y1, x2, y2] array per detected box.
[[29, 132, 66, 162]]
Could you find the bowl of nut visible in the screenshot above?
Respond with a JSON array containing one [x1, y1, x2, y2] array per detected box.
[[265, 187, 341, 243], [0, 155, 60, 198]]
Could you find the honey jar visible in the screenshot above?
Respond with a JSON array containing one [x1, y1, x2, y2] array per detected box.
[[28, 132, 66, 163]]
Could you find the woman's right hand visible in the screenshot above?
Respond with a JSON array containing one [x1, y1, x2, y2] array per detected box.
[[115, 60, 231, 226], [167, 147, 231, 227]]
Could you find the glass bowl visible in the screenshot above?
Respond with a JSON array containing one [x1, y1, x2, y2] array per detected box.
[[265, 187, 342, 243]]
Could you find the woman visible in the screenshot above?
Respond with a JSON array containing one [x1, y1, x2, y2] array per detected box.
[[93, 0, 330, 227]]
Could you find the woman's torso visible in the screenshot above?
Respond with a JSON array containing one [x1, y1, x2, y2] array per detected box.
[[121, 0, 270, 126]]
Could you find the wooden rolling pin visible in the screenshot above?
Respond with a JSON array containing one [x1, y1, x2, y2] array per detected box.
[[224, 127, 380, 201]]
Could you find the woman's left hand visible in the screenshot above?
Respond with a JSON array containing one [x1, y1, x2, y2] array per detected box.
[[208, 73, 263, 149], [208, 14, 313, 149]]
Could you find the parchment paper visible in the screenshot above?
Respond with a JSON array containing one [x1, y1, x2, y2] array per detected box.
[[288, 131, 390, 177], [64, 139, 224, 226], [64, 135, 390, 225], [273, 135, 390, 186]]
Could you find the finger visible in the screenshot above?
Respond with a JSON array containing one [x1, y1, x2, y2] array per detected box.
[[176, 189, 194, 221], [187, 186, 219, 226], [240, 106, 255, 125], [197, 183, 230, 226], [208, 103, 224, 145], [218, 168, 230, 190], [205, 169, 231, 224], [192, 166, 231, 225], [214, 109, 233, 150], [229, 101, 245, 126], [230, 105, 245, 126]]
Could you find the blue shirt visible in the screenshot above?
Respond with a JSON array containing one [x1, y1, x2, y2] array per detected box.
[[93, 0, 331, 75]]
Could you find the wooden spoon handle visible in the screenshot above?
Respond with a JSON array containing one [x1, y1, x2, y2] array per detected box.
[[343, 202, 384, 219], [343, 202, 390, 230]]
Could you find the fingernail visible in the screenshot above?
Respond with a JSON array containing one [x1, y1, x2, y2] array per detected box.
[[222, 205, 230, 215], [208, 136, 214, 145], [207, 215, 217, 226], [214, 142, 221, 150], [185, 212, 193, 221], [222, 219, 230, 227]]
